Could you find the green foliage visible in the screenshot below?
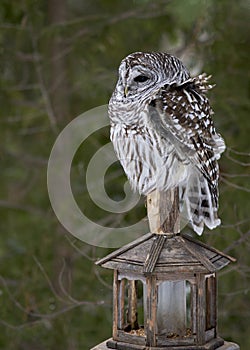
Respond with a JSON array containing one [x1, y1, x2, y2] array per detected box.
[[0, 0, 249, 349]]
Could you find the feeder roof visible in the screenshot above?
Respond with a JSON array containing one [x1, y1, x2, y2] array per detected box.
[[96, 233, 235, 275]]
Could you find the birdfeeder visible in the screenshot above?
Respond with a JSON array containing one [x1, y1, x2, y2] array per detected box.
[[91, 190, 239, 350]]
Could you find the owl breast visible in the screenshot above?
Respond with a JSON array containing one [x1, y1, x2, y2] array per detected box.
[[110, 107, 189, 195]]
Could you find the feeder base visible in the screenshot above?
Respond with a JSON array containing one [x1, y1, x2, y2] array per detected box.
[[90, 338, 240, 350]]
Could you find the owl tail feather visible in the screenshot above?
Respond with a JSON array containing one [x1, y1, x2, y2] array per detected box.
[[183, 171, 221, 235]]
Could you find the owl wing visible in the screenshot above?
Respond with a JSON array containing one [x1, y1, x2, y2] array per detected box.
[[148, 75, 225, 203]]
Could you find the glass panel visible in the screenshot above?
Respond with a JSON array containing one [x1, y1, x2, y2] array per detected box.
[[157, 280, 186, 336]]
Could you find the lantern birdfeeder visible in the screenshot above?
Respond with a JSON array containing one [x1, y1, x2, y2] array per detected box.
[[91, 190, 239, 350]]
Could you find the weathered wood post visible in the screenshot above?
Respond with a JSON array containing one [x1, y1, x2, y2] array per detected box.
[[146, 188, 180, 235]]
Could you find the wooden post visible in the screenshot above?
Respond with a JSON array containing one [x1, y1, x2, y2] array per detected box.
[[127, 280, 138, 329], [190, 281, 197, 335], [118, 279, 125, 330], [197, 273, 206, 344], [147, 187, 186, 336], [146, 276, 157, 347], [206, 275, 216, 330], [147, 188, 180, 234], [113, 270, 119, 340]]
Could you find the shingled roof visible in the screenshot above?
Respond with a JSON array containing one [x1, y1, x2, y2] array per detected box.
[[96, 233, 236, 275]]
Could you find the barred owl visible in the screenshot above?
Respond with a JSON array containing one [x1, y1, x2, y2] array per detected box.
[[108, 52, 225, 235]]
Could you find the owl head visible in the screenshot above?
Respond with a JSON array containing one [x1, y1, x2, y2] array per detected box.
[[113, 52, 190, 102]]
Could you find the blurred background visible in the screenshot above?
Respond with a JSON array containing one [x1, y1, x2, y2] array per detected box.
[[1, 0, 249, 349]]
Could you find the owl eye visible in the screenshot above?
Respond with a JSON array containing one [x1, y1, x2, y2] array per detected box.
[[133, 75, 149, 83]]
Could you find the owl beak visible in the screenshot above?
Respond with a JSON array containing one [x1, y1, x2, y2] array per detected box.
[[124, 85, 129, 97]]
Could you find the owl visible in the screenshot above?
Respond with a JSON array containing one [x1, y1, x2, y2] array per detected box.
[[108, 52, 225, 235]]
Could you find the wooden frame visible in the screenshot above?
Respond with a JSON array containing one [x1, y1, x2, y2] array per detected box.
[[97, 231, 235, 349], [110, 270, 223, 349]]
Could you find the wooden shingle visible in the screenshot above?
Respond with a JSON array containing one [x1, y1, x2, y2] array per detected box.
[[96, 233, 235, 275]]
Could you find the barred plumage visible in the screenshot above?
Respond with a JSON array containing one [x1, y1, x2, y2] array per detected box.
[[108, 52, 225, 234]]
